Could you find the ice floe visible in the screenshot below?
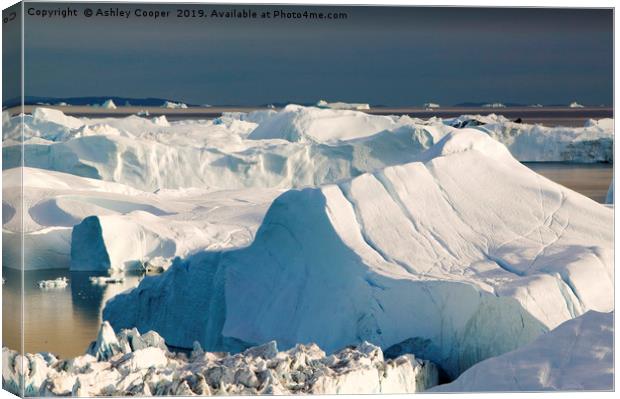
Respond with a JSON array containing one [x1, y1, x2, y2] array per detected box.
[[38, 277, 68, 289], [89, 276, 125, 285], [1, 322, 438, 396]]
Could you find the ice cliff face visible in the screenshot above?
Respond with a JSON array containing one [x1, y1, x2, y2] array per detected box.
[[447, 114, 613, 162], [104, 130, 613, 378], [2, 323, 438, 396], [431, 311, 613, 391]]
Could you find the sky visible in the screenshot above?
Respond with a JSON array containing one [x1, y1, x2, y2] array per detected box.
[[5, 3, 614, 106]]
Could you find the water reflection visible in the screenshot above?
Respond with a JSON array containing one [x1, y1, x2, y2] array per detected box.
[[2, 267, 142, 358]]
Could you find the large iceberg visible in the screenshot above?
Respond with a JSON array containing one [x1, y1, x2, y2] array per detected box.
[[104, 130, 613, 378], [3, 107, 613, 195], [431, 311, 613, 391], [2, 167, 279, 271], [446, 114, 613, 162]]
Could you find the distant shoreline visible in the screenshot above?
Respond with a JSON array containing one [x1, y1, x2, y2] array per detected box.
[[4, 105, 613, 127]]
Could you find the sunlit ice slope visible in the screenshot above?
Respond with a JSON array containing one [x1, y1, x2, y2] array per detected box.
[[104, 130, 613, 379]]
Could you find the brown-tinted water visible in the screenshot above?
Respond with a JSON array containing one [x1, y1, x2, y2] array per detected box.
[[2, 268, 143, 358], [524, 163, 613, 203]]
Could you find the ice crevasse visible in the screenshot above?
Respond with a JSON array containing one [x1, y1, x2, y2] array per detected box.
[[104, 129, 613, 379]]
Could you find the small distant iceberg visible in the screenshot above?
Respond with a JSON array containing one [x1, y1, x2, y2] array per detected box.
[[569, 101, 585, 108], [162, 101, 188, 109], [89, 276, 125, 285], [101, 99, 117, 109], [528, 104, 543, 108], [424, 102, 440, 109], [316, 99, 370, 110], [38, 277, 68, 289], [482, 102, 506, 108]]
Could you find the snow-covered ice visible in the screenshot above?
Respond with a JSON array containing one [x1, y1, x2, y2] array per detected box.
[[1, 322, 438, 396], [162, 101, 188, 109], [444, 114, 613, 162], [2, 105, 614, 392], [104, 130, 613, 379], [431, 311, 613, 391], [2, 167, 279, 271], [2, 107, 613, 206], [316, 100, 370, 110]]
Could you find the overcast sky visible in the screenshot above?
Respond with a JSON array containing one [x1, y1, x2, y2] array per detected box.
[[7, 3, 614, 106]]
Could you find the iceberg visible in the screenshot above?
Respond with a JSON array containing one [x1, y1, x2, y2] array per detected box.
[[3, 107, 613, 195], [89, 276, 125, 285], [2, 167, 278, 271], [606, 179, 613, 204], [431, 311, 613, 391], [104, 130, 613, 379], [2, 323, 438, 396], [445, 114, 613, 162], [316, 99, 370, 110], [482, 102, 506, 108], [162, 100, 188, 109], [424, 102, 440, 109], [101, 99, 117, 109], [570, 101, 585, 108]]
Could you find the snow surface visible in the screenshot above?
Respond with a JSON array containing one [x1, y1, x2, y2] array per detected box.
[[2, 108, 612, 199], [104, 130, 613, 379], [431, 311, 613, 391], [445, 114, 613, 162], [2, 167, 279, 271], [2, 106, 614, 391], [2, 323, 438, 396]]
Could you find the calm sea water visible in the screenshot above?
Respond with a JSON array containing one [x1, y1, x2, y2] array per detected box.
[[524, 163, 613, 203], [1, 163, 614, 359], [2, 268, 143, 357]]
